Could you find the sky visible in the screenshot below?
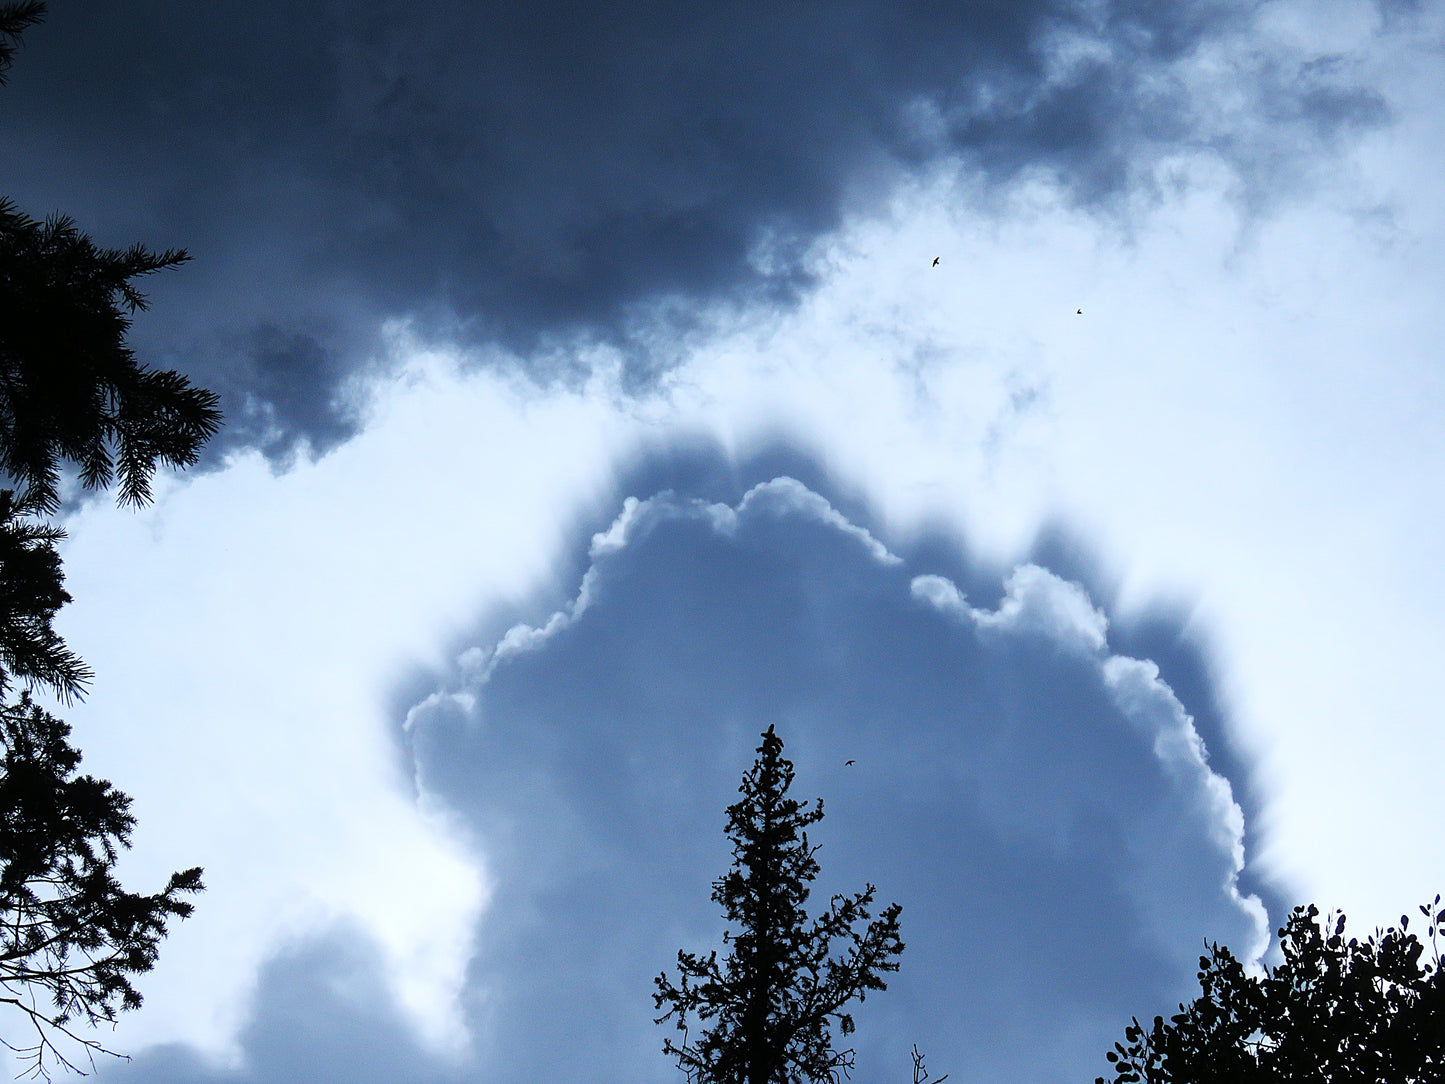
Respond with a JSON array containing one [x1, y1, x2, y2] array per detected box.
[[2, 0, 1444, 1080]]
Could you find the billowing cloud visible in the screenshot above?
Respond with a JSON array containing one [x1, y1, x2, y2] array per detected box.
[[381, 471, 1267, 1082]]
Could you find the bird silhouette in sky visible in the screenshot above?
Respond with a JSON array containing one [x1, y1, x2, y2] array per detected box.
[[1076, 308, 1083, 314], [932, 257, 940, 267], [845, 759, 856, 766]]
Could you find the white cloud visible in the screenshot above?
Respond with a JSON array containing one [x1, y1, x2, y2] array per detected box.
[[1102, 655, 1271, 969], [909, 573, 969, 617], [50, 343, 638, 1061], [974, 564, 1109, 654], [910, 565, 1109, 655], [736, 477, 902, 566]]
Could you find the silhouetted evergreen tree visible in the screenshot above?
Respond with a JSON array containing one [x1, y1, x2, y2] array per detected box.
[[1, 694, 203, 1079], [655, 726, 905, 1084], [0, 7, 210, 1074], [0, 1, 220, 700], [0, 194, 220, 514], [1098, 898, 1445, 1084], [0, 491, 90, 704], [2, 2, 220, 516]]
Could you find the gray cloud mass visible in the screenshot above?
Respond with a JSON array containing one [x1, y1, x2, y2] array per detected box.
[[0, 0, 1390, 458], [97, 448, 1285, 1083]]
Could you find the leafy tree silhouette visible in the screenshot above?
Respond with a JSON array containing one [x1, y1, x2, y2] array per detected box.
[[1098, 898, 1445, 1083], [655, 725, 905, 1084], [1, 695, 203, 1079]]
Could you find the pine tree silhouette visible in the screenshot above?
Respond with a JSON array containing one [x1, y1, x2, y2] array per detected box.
[[655, 726, 904, 1084]]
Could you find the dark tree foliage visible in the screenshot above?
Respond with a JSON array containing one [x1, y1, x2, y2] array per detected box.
[[0, 2, 44, 85], [0, 12, 211, 1074], [2, 2, 221, 514], [1098, 898, 1445, 1084], [0, 196, 221, 514], [0, 0, 220, 677], [0, 0, 219, 697], [0, 491, 90, 703], [0, 695, 202, 1079], [655, 726, 905, 1084]]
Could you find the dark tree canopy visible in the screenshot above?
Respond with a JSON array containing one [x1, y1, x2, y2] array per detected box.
[[0, 197, 221, 514], [0, 2, 43, 85], [0, 8, 210, 1075], [0, 491, 90, 704], [0, 694, 203, 1079], [1098, 898, 1445, 1084], [0, 0, 219, 693], [1, 2, 221, 514], [655, 726, 905, 1084]]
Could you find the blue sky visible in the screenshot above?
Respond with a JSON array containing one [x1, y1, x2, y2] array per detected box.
[[3, 0, 1444, 1080]]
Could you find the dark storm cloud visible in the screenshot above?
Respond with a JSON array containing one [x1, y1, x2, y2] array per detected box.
[[231, 325, 364, 461], [0, 0, 1388, 458]]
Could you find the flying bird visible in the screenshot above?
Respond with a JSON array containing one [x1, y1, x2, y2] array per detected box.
[[1076, 308, 1083, 314], [845, 759, 855, 766], [932, 257, 940, 267]]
